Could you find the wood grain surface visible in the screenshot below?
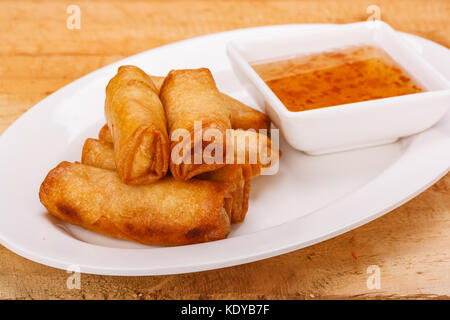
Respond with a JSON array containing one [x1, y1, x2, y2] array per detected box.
[[0, 0, 449, 300]]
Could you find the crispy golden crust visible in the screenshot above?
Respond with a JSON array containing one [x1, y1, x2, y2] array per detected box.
[[239, 165, 252, 222], [159, 68, 231, 181], [82, 139, 252, 223], [39, 162, 233, 246], [81, 138, 116, 170], [105, 65, 169, 185], [221, 94, 271, 132], [107, 65, 159, 98], [150, 75, 165, 91], [226, 129, 278, 173], [198, 165, 252, 223], [100, 73, 271, 146], [98, 126, 277, 176], [150, 75, 270, 132], [98, 124, 112, 143]]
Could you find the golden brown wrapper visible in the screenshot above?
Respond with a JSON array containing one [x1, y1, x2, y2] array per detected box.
[[105, 65, 169, 185], [98, 125, 277, 176], [222, 94, 271, 132], [198, 165, 252, 223], [82, 138, 252, 223], [81, 138, 116, 170], [150, 75, 165, 91], [99, 74, 270, 144], [150, 75, 270, 132], [39, 162, 233, 246], [159, 68, 231, 181], [98, 124, 113, 143], [225, 129, 278, 176]]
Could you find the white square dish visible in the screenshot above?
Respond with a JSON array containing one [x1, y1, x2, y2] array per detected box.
[[227, 21, 450, 155]]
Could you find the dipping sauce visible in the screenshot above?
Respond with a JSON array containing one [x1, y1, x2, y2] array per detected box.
[[252, 45, 424, 112]]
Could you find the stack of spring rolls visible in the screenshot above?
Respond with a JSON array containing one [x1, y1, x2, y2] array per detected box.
[[39, 65, 277, 246]]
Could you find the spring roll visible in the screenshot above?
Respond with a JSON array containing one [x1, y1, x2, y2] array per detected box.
[[39, 162, 233, 246], [198, 165, 252, 222], [98, 74, 270, 144], [82, 138, 252, 222], [150, 75, 270, 132], [97, 126, 276, 178], [105, 65, 169, 185], [81, 138, 116, 170], [222, 94, 271, 132], [159, 68, 231, 181], [98, 124, 113, 143]]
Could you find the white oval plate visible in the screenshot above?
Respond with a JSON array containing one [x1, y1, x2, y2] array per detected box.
[[0, 24, 449, 276]]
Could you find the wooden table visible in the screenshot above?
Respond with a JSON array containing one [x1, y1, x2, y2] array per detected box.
[[1, 0, 449, 300]]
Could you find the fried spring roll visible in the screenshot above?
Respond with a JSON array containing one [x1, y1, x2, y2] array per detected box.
[[150, 75, 270, 132], [159, 68, 231, 181], [82, 138, 252, 222], [97, 126, 276, 178], [39, 162, 233, 246], [105, 65, 169, 185], [198, 165, 252, 222]]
